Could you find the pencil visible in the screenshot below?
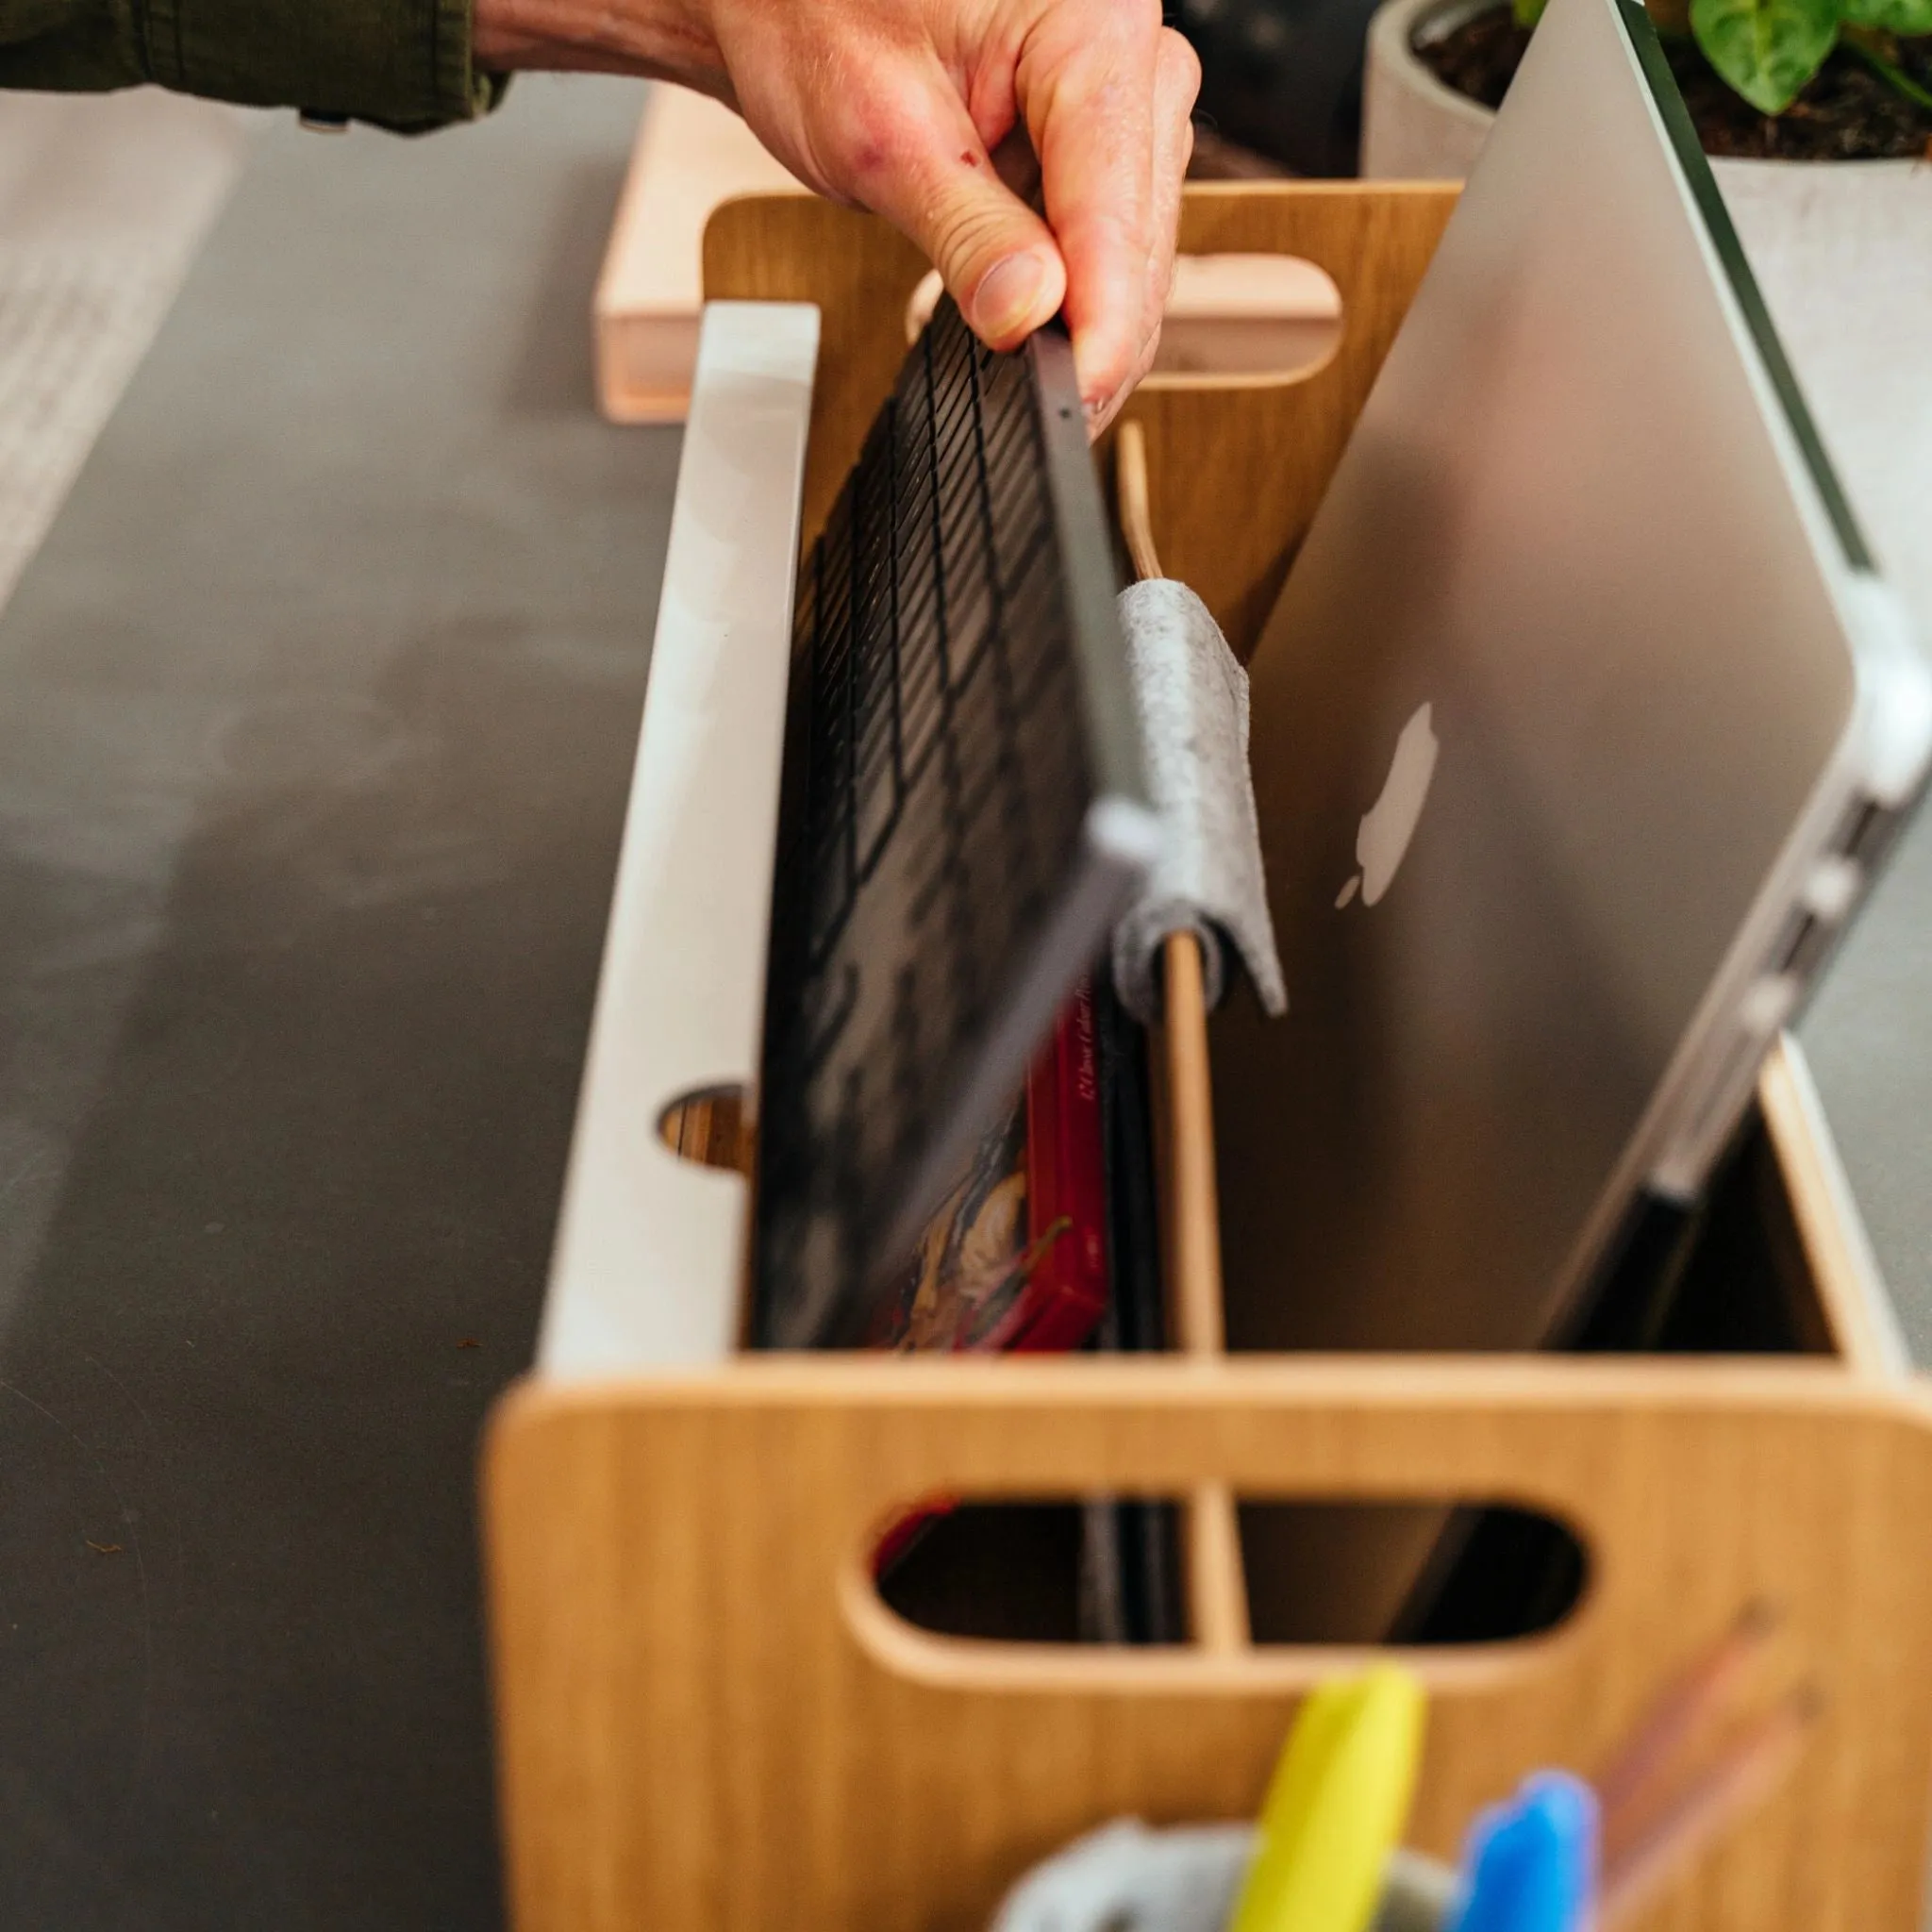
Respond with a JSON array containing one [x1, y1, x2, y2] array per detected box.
[[1599, 1684, 1820, 1928], [1597, 1599, 1780, 1850]]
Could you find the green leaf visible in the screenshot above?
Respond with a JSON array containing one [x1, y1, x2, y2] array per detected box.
[[1842, 27, 1932, 107], [1690, 0, 1839, 112], [1514, 0, 1549, 26], [1843, 0, 1932, 36]]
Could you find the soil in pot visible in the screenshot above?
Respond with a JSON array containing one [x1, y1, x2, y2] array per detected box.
[[1417, 5, 1932, 158]]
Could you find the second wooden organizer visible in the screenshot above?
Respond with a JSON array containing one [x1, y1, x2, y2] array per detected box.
[[484, 184, 1932, 1932]]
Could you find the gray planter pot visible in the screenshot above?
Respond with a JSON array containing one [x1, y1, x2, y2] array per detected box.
[[1361, 0, 1496, 179], [1362, 0, 1932, 206]]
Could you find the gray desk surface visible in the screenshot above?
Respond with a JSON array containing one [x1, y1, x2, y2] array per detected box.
[[0, 75, 670, 1929], [2, 73, 1929, 1931]]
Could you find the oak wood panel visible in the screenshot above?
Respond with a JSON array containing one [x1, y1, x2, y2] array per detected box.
[[702, 183, 1460, 656], [487, 1358, 1932, 1932]]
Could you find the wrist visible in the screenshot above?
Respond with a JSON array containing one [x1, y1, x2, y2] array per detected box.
[[472, 0, 724, 88]]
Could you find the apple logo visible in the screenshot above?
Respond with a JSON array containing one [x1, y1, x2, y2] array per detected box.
[[1336, 702, 1439, 909]]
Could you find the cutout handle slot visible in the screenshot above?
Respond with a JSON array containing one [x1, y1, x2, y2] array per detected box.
[[905, 255, 1344, 384]]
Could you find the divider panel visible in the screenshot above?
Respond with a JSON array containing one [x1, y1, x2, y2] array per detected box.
[[487, 1357, 1932, 1932]]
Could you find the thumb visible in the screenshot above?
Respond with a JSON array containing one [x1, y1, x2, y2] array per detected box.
[[846, 68, 1067, 351]]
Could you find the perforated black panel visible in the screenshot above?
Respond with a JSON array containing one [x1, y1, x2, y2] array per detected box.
[[753, 301, 1146, 1346]]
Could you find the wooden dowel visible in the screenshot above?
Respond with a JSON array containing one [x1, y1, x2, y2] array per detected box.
[[1186, 1480, 1251, 1655], [1162, 929, 1252, 1654], [1115, 420, 1164, 583], [1163, 930, 1226, 1357], [660, 1091, 750, 1173], [1118, 424, 1248, 1652]]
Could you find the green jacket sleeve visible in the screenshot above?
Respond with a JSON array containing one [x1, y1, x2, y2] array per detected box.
[[0, 0, 508, 132]]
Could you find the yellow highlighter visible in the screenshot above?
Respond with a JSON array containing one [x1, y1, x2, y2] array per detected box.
[[1226, 1664, 1427, 1932]]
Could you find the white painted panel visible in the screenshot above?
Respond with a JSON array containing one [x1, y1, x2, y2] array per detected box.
[[539, 302, 817, 1376]]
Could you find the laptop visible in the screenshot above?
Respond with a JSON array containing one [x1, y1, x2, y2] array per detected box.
[[1209, 0, 1932, 1637]]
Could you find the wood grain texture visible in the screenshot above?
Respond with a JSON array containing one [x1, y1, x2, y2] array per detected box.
[[702, 183, 1460, 653], [488, 1358, 1932, 1932]]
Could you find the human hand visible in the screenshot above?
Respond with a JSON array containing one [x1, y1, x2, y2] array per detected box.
[[475, 0, 1199, 430]]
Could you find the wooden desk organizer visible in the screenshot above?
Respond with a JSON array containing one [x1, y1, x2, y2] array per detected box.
[[485, 185, 1932, 1932]]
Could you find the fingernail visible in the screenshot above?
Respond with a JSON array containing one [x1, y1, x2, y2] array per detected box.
[[971, 254, 1048, 342], [1074, 336, 1121, 408]]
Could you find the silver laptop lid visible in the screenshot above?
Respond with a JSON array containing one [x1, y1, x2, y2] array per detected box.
[[1210, 0, 1929, 1361]]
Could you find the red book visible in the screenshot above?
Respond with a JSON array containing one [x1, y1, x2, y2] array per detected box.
[[869, 978, 1111, 1570], [1001, 976, 1110, 1354], [864, 977, 1109, 1355]]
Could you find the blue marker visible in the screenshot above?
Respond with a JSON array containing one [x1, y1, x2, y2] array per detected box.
[[1445, 1772, 1598, 1932]]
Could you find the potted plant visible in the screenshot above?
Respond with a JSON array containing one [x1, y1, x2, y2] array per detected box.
[[1362, 0, 1932, 188]]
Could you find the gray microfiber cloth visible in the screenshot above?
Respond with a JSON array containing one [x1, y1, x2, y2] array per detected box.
[[1110, 579, 1287, 1025], [988, 1819, 1457, 1932]]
